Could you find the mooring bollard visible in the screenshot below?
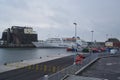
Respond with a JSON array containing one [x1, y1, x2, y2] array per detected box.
[[44, 75, 48, 80]]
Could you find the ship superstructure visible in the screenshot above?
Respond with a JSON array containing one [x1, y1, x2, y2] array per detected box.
[[32, 37, 88, 48]]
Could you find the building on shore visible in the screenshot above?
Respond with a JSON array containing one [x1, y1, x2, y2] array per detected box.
[[105, 38, 120, 48], [0, 26, 38, 47], [87, 42, 105, 48]]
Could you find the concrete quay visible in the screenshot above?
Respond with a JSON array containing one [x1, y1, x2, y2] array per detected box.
[[1, 52, 119, 80], [64, 75, 103, 80], [0, 54, 72, 73], [0, 54, 74, 80], [41, 52, 120, 80], [79, 53, 120, 80]]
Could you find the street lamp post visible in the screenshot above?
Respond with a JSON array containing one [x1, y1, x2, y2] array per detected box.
[[73, 23, 77, 39], [106, 34, 108, 40], [73, 23, 77, 64], [91, 30, 94, 43]]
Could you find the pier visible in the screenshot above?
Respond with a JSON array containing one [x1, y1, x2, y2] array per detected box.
[[0, 54, 74, 80], [0, 52, 120, 80], [0, 44, 35, 48], [39, 52, 120, 80]]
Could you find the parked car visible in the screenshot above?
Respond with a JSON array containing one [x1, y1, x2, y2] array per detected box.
[[99, 47, 106, 52], [91, 48, 99, 53], [110, 49, 118, 54]]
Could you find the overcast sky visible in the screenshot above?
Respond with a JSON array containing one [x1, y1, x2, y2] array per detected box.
[[0, 0, 120, 42]]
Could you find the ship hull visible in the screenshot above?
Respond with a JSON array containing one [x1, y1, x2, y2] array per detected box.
[[32, 42, 68, 48]]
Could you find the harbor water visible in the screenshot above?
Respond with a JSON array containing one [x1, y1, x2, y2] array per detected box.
[[0, 48, 74, 65]]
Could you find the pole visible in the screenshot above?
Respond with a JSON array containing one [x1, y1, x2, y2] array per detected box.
[[106, 34, 108, 40], [73, 23, 77, 38], [73, 23, 77, 64], [91, 30, 94, 43]]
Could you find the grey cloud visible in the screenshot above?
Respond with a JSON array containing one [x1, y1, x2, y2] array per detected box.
[[0, 0, 120, 41]]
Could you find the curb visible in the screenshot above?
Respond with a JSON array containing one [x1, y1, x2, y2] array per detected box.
[[75, 57, 99, 75]]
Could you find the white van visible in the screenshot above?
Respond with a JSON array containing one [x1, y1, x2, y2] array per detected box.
[[110, 49, 117, 54]]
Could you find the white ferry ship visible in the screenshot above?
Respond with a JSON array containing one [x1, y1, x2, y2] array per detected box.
[[32, 37, 88, 48]]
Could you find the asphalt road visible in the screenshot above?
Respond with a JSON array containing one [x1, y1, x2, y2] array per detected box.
[[0, 55, 74, 80], [79, 55, 120, 80]]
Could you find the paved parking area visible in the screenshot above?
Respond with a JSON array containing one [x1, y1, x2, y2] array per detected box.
[[79, 56, 120, 80], [64, 75, 102, 80]]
